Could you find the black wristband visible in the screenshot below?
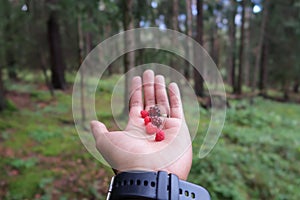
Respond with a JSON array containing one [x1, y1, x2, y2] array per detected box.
[[107, 171, 210, 200]]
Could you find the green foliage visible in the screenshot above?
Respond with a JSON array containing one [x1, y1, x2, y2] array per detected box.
[[9, 158, 38, 170], [1, 73, 300, 199], [30, 130, 62, 143], [5, 168, 53, 200], [190, 98, 300, 200]]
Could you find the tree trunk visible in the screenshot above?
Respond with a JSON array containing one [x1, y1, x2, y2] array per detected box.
[[172, 0, 179, 31], [40, 52, 55, 97], [252, 0, 269, 93], [85, 32, 93, 55], [136, 0, 144, 66], [193, 0, 204, 97], [171, 0, 179, 75], [7, 55, 17, 80], [85, 13, 93, 55], [104, 23, 114, 76], [31, 0, 54, 97], [184, 0, 193, 80], [77, 14, 86, 124], [0, 65, 5, 111], [4, 0, 17, 81], [258, 42, 268, 93], [283, 82, 290, 101], [47, 10, 66, 90], [123, 0, 135, 113], [235, 0, 246, 95], [293, 80, 299, 93], [243, 6, 252, 87], [228, 0, 237, 92], [209, 18, 218, 66]]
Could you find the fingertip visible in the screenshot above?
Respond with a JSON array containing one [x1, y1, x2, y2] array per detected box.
[[90, 120, 108, 139], [155, 75, 164, 81], [144, 69, 154, 76], [143, 70, 155, 82], [168, 82, 179, 93], [132, 76, 141, 82], [90, 120, 100, 131], [90, 120, 99, 127], [169, 82, 178, 87]]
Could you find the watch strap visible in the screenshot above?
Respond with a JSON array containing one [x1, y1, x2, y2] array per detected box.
[[107, 171, 210, 200]]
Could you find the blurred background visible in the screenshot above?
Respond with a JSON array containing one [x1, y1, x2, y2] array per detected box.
[[0, 0, 299, 199]]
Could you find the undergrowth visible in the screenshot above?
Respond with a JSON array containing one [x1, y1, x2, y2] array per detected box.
[[0, 74, 299, 200]]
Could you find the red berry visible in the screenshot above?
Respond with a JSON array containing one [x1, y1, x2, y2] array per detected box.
[[140, 110, 149, 118], [146, 123, 157, 135], [155, 130, 165, 141], [144, 116, 151, 125]]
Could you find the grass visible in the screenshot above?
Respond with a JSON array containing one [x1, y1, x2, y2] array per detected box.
[[0, 76, 113, 200], [189, 98, 300, 200], [0, 73, 299, 199]]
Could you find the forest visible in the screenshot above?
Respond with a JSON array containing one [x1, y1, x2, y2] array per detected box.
[[0, 0, 300, 199]]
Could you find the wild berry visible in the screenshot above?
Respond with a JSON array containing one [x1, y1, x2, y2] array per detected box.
[[140, 110, 149, 118], [144, 116, 151, 125], [155, 130, 165, 141]]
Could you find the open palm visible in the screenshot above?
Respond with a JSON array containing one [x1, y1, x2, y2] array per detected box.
[[91, 70, 192, 180]]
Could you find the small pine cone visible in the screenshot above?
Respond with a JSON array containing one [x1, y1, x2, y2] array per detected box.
[[151, 116, 162, 127], [149, 106, 161, 117]]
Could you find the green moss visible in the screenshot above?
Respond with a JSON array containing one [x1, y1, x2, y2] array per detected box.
[[2, 74, 300, 200], [6, 168, 53, 200]]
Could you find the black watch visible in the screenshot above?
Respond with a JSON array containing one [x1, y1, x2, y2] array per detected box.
[[106, 171, 210, 200]]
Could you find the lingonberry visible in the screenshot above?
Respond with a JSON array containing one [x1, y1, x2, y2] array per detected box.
[[144, 116, 151, 125], [155, 130, 165, 141], [140, 110, 149, 118]]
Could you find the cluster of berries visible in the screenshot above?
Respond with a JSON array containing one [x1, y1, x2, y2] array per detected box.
[[140, 106, 165, 141]]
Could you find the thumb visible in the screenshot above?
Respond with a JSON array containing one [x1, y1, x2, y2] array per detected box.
[[90, 120, 109, 142], [90, 120, 116, 167]]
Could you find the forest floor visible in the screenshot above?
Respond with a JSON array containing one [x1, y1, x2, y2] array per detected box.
[[0, 73, 300, 200]]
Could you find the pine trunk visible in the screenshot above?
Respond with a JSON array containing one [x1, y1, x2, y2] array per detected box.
[[228, 0, 237, 92], [193, 0, 204, 97], [47, 10, 66, 90], [184, 0, 193, 80], [123, 0, 135, 113], [258, 42, 268, 93], [293, 81, 299, 93], [77, 14, 86, 124], [235, 0, 246, 95], [244, 6, 252, 87], [252, 0, 269, 92], [210, 21, 218, 66], [171, 0, 179, 74], [4, 0, 17, 81]]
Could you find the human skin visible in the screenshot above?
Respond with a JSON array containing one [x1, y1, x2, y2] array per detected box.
[[91, 70, 192, 180]]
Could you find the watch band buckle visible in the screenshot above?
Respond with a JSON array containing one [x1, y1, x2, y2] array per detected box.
[[106, 176, 115, 200]]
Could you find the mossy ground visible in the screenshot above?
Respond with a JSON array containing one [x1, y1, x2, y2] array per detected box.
[[0, 73, 299, 200]]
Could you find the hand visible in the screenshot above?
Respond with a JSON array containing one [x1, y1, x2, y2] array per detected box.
[[91, 70, 192, 180]]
